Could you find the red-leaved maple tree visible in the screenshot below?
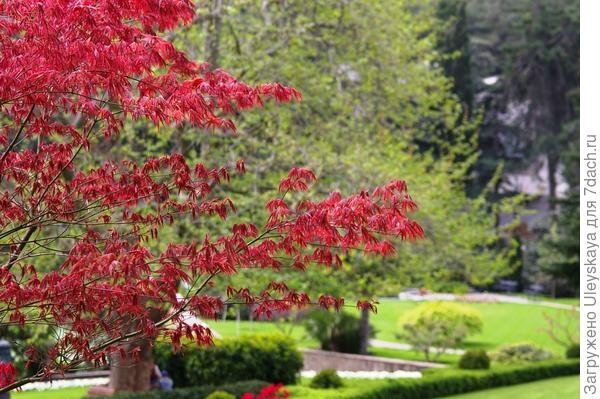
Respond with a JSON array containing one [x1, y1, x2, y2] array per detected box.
[[0, 0, 424, 392]]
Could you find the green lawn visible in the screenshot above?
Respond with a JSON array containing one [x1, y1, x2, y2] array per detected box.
[[207, 298, 577, 358], [9, 380, 387, 399], [12, 387, 87, 399], [511, 294, 580, 306], [361, 298, 578, 353], [437, 375, 579, 399], [368, 347, 460, 365], [12, 376, 578, 399]]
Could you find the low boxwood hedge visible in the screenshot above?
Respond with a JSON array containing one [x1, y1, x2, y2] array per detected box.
[[96, 380, 269, 399], [346, 359, 579, 399], [154, 333, 303, 387]]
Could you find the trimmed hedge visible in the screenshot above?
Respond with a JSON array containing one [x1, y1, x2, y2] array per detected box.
[[346, 359, 579, 399], [154, 333, 303, 387], [100, 380, 269, 399]]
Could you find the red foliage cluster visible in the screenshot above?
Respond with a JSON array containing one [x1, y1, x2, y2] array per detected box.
[[0, 0, 423, 391], [0, 363, 16, 388]]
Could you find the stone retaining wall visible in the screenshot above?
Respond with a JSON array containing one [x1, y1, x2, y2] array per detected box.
[[300, 349, 446, 372]]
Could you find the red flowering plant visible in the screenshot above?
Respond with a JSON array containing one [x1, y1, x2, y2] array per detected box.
[[242, 384, 289, 399], [0, 0, 424, 392]]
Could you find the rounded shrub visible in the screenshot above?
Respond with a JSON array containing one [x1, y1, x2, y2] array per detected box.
[[310, 369, 343, 389], [566, 343, 580, 358], [205, 391, 235, 399], [491, 343, 554, 364], [459, 350, 490, 370], [154, 334, 303, 387], [397, 301, 483, 359]]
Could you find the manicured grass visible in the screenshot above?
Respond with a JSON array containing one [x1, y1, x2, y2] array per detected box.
[[9, 380, 389, 399], [362, 298, 578, 353], [368, 347, 460, 366], [511, 294, 580, 306], [437, 375, 579, 399], [9, 375, 578, 399], [206, 298, 579, 362], [12, 387, 87, 399]]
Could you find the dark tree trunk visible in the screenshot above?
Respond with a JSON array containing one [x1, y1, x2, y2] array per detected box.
[[547, 153, 559, 208], [109, 307, 163, 393], [204, 0, 223, 68], [358, 306, 370, 355], [109, 337, 154, 392]]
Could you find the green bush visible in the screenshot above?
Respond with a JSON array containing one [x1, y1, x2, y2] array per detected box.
[[302, 309, 375, 354], [459, 350, 490, 370], [345, 359, 579, 399], [206, 391, 236, 399], [566, 343, 579, 358], [154, 334, 303, 387], [310, 368, 343, 389], [398, 301, 483, 360], [102, 380, 269, 399], [491, 343, 554, 364]]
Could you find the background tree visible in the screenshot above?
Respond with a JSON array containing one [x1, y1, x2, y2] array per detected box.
[[466, 0, 579, 294], [145, 0, 518, 354], [192, 0, 517, 353], [54, 0, 522, 359], [467, 0, 579, 194]]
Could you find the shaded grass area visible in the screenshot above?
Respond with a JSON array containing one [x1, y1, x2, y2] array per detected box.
[[437, 375, 579, 399]]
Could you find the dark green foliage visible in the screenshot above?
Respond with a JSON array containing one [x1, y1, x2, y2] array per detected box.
[[94, 380, 269, 399], [345, 359, 579, 399], [206, 391, 236, 399], [566, 344, 580, 359], [436, 0, 473, 108], [459, 350, 491, 370], [154, 334, 302, 387], [538, 193, 580, 294], [467, 0, 579, 193], [302, 310, 374, 354], [310, 369, 343, 389]]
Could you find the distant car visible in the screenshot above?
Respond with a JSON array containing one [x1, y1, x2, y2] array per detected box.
[[523, 283, 546, 295], [491, 279, 519, 293], [398, 288, 427, 301]]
